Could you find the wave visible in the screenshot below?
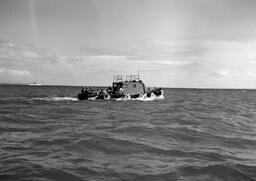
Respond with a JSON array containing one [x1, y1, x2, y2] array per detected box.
[[179, 164, 256, 181], [79, 93, 164, 101], [32, 97, 78, 101], [116, 93, 165, 102]]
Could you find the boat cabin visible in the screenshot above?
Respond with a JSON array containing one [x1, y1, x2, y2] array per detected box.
[[112, 75, 146, 96]]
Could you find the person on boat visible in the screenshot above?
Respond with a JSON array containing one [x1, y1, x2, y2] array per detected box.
[[107, 87, 112, 94], [119, 87, 124, 95], [85, 87, 89, 94], [88, 87, 93, 93], [81, 87, 85, 93], [97, 89, 104, 99], [103, 89, 108, 98]]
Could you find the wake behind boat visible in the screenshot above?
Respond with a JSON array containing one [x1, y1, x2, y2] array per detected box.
[[77, 75, 163, 100]]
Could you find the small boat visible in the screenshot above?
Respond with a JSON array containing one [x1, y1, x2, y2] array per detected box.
[[77, 75, 163, 100], [28, 82, 42, 86]]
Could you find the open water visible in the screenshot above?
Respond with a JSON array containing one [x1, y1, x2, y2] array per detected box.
[[0, 85, 256, 181]]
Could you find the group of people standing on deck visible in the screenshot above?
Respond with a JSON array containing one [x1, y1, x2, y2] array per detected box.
[[81, 86, 124, 98], [81, 86, 106, 95], [81, 86, 94, 95]]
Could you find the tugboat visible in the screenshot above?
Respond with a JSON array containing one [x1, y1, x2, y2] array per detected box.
[[77, 75, 163, 100]]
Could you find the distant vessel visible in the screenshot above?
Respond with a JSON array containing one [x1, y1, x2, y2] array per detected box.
[[28, 82, 42, 86], [77, 75, 163, 100]]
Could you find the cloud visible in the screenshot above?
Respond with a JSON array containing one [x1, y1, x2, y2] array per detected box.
[[9, 69, 31, 76], [62, 54, 193, 67], [0, 68, 32, 76], [247, 72, 255, 77], [0, 40, 59, 65], [213, 70, 229, 77], [65, 57, 84, 65], [79, 43, 172, 60], [2, 43, 14, 48], [95, 55, 127, 59], [73, 41, 199, 68], [22, 51, 42, 59], [133, 60, 193, 66]]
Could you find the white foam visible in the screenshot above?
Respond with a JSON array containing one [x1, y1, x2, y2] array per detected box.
[[115, 91, 164, 102], [33, 97, 78, 101], [52, 97, 78, 101], [32, 90, 164, 102], [88, 96, 97, 100]]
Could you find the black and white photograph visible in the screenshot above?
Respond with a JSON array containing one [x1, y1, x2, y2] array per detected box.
[[0, 0, 256, 180]]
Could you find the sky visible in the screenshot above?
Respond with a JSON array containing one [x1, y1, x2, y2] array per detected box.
[[1, 0, 256, 88]]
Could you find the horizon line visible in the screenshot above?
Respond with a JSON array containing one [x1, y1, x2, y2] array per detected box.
[[1, 83, 256, 90]]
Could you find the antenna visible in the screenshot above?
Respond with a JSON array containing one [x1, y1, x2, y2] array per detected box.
[[137, 66, 140, 80]]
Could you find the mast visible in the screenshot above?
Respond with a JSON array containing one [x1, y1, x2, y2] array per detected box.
[[137, 66, 140, 80]]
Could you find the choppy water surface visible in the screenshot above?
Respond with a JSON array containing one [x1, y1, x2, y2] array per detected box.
[[0, 85, 256, 181]]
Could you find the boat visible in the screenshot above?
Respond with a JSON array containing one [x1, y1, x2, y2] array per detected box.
[[77, 75, 163, 100], [28, 82, 42, 86]]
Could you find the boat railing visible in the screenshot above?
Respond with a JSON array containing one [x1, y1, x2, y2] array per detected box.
[[125, 75, 140, 82], [113, 74, 141, 83], [113, 75, 123, 82]]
